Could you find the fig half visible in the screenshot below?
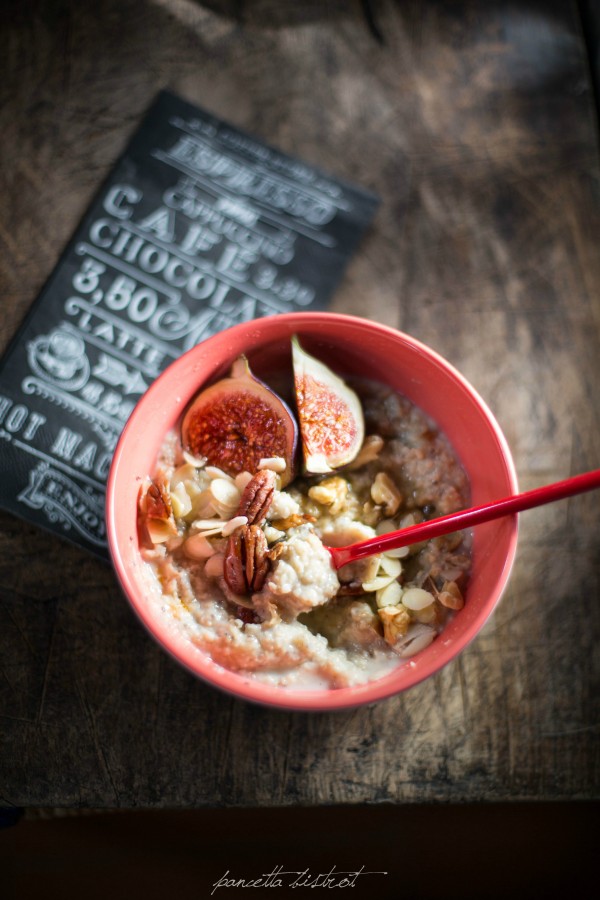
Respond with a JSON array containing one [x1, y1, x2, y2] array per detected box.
[[181, 356, 297, 486], [292, 336, 364, 474]]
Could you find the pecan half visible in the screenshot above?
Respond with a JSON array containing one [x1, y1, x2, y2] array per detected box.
[[223, 524, 271, 595], [139, 476, 177, 543], [244, 524, 270, 592], [143, 476, 172, 520], [223, 529, 246, 594], [236, 469, 276, 525]]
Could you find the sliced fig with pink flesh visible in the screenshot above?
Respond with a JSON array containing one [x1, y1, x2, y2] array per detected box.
[[292, 336, 364, 474], [181, 356, 297, 486]]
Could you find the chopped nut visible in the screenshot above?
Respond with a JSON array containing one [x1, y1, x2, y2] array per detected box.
[[205, 465, 234, 480], [141, 477, 177, 543], [182, 449, 207, 468], [210, 478, 242, 516], [346, 434, 384, 469], [142, 476, 172, 520], [264, 525, 286, 543], [380, 554, 402, 578], [308, 476, 348, 514], [222, 515, 249, 537], [362, 573, 398, 592], [371, 472, 403, 516], [191, 518, 226, 534], [205, 552, 225, 577], [223, 524, 271, 595], [379, 604, 411, 645], [236, 469, 277, 525], [191, 489, 217, 519], [395, 624, 436, 657], [258, 456, 287, 473], [361, 500, 383, 527], [375, 518, 397, 535], [184, 533, 217, 560], [375, 580, 402, 608], [401, 587, 436, 611], [145, 519, 178, 544], [165, 535, 185, 552], [223, 530, 246, 595], [234, 471, 254, 491], [267, 540, 287, 563], [170, 482, 192, 518], [244, 525, 270, 591], [169, 464, 197, 494], [270, 513, 316, 531], [438, 580, 464, 610], [412, 603, 440, 625]]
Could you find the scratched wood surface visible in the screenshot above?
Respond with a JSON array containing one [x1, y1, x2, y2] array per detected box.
[[0, 0, 599, 807]]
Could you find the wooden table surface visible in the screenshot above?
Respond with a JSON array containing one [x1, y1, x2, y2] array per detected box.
[[1, 0, 599, 808]]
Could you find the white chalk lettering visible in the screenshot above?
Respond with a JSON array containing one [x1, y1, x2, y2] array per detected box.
[[51, 426, 82, 461], [138, 206, 176, 241], [167, 134, 336, 225], [103, 184, 142, 219], [0, 395, 47, 441]]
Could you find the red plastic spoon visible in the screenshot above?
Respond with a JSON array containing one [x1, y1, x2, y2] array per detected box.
[[327, 468, 600, 569]]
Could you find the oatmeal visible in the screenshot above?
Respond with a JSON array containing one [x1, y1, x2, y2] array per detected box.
[[139, 356, 472, 690]]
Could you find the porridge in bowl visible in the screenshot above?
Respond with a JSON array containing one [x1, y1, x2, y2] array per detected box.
[[138, 339, 472, 690]]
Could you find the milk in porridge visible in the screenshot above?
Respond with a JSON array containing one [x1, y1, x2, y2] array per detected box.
[[139, 375, 471, 690]]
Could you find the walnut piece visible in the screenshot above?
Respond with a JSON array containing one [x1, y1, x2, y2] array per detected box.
[[308, 476, 349, 515], [270, 513, 316, 531]]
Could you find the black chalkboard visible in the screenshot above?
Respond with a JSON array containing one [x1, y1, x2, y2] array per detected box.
[[0, 90, 379, 557]]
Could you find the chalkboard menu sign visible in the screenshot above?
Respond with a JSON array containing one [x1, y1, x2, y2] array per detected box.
[[0, 90, 379, 557]]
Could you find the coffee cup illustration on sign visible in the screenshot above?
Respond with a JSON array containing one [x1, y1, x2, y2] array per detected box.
[[27, 329, 90, 391]]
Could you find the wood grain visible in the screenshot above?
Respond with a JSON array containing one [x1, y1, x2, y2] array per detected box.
[[1, 0, 599, 807]]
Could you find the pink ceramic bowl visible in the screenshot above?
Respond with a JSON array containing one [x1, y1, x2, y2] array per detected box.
[[106, 312, 518, 711]]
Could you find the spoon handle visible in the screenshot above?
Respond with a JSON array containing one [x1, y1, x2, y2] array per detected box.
[[329, 468, 600, 569]]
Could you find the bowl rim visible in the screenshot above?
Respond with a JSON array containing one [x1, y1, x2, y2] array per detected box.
[[106, 312, 519, 711]]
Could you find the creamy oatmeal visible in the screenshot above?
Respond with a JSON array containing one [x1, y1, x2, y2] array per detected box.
[[139, 371, 471, 690]]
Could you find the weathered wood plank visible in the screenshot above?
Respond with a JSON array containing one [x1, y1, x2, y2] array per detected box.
[[0, 0, 599, 806]]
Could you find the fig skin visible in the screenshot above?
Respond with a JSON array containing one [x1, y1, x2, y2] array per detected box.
[[181, 356, 298, 487], [292, 335, 365, 474]]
